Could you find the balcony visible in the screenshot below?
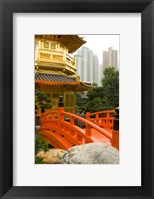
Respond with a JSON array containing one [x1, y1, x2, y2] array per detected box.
[[35, 49, 76, 75], [66, 54, 75, 68]]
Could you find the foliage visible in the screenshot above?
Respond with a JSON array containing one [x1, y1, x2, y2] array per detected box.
[[76, 67, 119, 113], [35, 156, 44, 164], [87, 87, 104, 100], [92, 82, 98, 87], [35, 134, 50, 154], [76, 92, 88, 113], [35, 89, 52, 110], [101, 67, 119, 108]]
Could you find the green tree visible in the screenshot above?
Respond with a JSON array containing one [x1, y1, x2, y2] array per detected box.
[[101, 67, 119, 109], [76, 67, 119, 113], [76, 92, 88, 113], [35, 89, 52, 112], [92, 82, 98, 87]]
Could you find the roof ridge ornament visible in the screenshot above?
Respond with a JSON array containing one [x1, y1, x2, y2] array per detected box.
[[76, 75, 80, 82]]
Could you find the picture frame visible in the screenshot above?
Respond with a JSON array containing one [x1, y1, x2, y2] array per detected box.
[[0, 0, 153, 198]]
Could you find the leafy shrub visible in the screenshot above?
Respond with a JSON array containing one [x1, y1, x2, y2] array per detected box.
[[35, 134, 50, 154], [35, 156, 44, 164]]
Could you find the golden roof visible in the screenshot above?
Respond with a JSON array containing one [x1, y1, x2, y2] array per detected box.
[[35, 35, 86, 53]]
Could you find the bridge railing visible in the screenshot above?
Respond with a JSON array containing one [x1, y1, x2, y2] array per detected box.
[[40, 97, 119, 150], [60, 111, 112, 140], [40, 109, 112, 145], [86, 110, 115, 129]]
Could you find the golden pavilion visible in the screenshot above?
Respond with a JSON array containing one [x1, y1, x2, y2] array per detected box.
[[35, 35, 91, 115]]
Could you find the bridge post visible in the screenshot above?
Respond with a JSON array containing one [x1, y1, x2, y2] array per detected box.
[[106, 112, 110, 128], [96, 113, 99, 126], [58, 96, 64, 121], [86, 124, 91, 137], [86, 112, 90, 120], [112, 107, 119, 150]]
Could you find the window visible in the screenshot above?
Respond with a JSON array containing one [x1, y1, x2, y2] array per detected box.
[[53, 55, 63, 61], [44, 42, 49, 48], [70, 95, 74, 107], [50, 43, 56, 49], [40, 53, 50, 59], [52, 93, 59, 98], [65, 94, 70, 107], [51, 101, 58, 106], [65, 94, 74, 107]]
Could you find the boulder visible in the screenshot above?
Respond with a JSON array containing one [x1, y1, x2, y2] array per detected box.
[[36, 149, 65, 164], [61, 142, 119, 164], [36, 151, 45, 158], [42, 156, 61, 164], [45, 148, 65, 159]]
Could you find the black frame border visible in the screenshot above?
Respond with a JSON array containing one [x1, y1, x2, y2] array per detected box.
[[0, 0, 154, 198]]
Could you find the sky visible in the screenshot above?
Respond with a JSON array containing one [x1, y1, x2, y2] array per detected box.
[[74, 34, 120, 65]]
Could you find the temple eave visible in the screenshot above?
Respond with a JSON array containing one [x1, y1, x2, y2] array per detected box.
[[35, 80, 91, 91]]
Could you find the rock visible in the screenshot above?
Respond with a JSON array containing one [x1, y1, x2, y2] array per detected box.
[[61, 142, 119, 164], [36, 151, 45, 158], [36, 149, 65, 164], [45, 149, 65, 159], [42, 156, 61, 164]]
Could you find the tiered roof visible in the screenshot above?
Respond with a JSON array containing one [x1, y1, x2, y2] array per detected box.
[[35, 73, 91, 91]]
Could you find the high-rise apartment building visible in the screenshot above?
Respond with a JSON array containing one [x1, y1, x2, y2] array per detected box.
[[76, 47, 102, 86], [103, 47, 118, 68]]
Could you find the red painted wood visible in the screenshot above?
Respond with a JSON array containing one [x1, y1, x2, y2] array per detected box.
[[38, 109, 119, 150]]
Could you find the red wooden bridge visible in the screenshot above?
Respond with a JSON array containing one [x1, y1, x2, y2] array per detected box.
[[38, 107, 119, 150]]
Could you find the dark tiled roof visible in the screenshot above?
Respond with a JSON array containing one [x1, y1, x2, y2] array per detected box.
[[35, 73, 92, 91], [35, 73, 76, 82]]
